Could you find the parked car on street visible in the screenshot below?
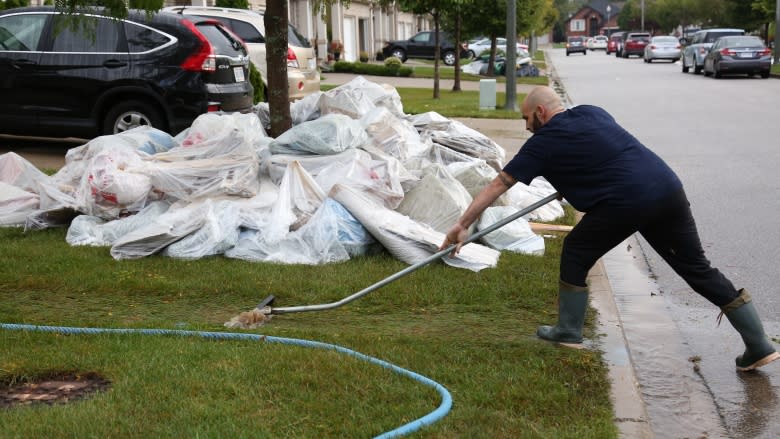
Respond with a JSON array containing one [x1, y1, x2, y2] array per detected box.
[[381, 31, 468, 66], [681, 28, 744, 74], [0, 6, 253, 139], [566, 36, 587, 56], [163, 6, 320, 101], [467, 37, 528, 58], [621, 32, 651, 57], [643, 35, 681, 62], [607, 32, 625, 55], [588, 35, 608, 51], [702, 35, 771, 78]]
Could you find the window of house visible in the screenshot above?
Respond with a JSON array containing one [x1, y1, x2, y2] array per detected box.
[[570, 19, 585, 32]]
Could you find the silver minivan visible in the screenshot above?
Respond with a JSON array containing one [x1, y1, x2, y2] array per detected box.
[[164, 6, 320, 101]]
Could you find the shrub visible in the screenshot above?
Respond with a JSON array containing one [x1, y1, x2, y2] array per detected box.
[[384, 56, 402, 69], [249, 62, 265, 104], [359, 51, 369, 63], [333, 60, 412, 77]]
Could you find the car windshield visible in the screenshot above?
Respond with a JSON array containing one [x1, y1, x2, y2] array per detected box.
[[705, 31, 742, 43], [653, 36, 678, 43], [287, 23, 310, 48], [719, 36, 764, 47]]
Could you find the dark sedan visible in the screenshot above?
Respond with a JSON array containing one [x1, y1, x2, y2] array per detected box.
[[703, 36, 772, 78]]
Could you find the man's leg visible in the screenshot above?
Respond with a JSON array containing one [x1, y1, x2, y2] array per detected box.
[[640, 190, 778, 370], [539, 208, 638, 343]]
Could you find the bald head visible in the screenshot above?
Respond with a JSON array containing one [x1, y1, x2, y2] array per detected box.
[[521, 86, 565, 133], [523, 86, 564, 114]]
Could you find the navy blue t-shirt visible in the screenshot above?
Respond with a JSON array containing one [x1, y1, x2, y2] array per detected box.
[[503, 105, 682, 212]]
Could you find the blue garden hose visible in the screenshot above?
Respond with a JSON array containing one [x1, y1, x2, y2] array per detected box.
[[0, 323, 452, 438]]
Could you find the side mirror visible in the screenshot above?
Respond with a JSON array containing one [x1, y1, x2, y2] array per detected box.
[[679, 37, 688, 46]]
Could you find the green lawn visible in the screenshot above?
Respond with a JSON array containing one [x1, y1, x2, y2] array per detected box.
[[0, 70, 616, 437]]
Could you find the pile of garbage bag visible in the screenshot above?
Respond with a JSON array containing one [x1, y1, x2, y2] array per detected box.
[[0, 76, 563, 271]]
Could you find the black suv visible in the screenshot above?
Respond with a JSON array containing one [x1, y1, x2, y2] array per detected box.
[[381, 31, 468, 66], [0, 7, 253, 139]]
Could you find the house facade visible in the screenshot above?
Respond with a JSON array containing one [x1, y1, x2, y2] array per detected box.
[[183, 0, 431, 64], [565, 1, 622, 39]]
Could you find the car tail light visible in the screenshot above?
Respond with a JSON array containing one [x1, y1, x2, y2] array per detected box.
[[287, 48, 300, 69], [649, 45, 656, 49], [675, 44, 681, 49], [720, 48, 736, 56], [296, 80, 304, 91], [207, 103, 221, 112], [758, 48, 771, 56], [181, 20, 217, 72]]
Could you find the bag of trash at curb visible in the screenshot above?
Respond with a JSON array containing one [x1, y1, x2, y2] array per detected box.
[[319, 76, 404, 119], [395, 164, 472, 234], [420, 119, 506, 172], [66, 201, 171, 247], [269, 114, 368, 156], [315, 153, 405, 210], [407, 111, 451, 131], [504, 178, 564, 222], [162, 199, 242, 259], [477, 206, 545, 255], [75, 144, 153, 219], [266, 161, 326, 242], [0, 152, 51, 195], [267, 149, 371, 185], [331, 183, 499, 272], [225, 197, 378, 265], [290, 91, 323, 125], [0, 181, 39, 226], [109, 200, 210, 260], [360, 107, 428, 161]]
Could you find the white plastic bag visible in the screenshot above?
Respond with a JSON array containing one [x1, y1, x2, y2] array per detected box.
[[477, 206, 545, 255], [269, 114, 367, 156]]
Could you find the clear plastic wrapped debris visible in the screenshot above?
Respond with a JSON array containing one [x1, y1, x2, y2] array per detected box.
[[66, 201, 171, 247], [269, 113, 368, 156], [395, 164, 472, 234], [319, 76, 404, 119], [477, 206, 545, 255], [360, 107, 429, 161]]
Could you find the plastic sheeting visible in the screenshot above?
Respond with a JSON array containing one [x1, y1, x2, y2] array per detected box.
[[2, 75, 564, 272], [477, 206, 545, 255], [330, 183, 499, 272], [269, 114, 368, 156]]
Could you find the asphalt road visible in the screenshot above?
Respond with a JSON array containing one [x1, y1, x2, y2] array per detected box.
[[549, 46, 780, 438]]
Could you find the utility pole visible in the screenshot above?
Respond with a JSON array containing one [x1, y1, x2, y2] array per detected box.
[[505, 0, 518, 111], [775, 0, 779, 65], [641, 0, 645, 31]]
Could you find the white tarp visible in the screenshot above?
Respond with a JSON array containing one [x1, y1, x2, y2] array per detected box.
[[1, 75, 562, 271]]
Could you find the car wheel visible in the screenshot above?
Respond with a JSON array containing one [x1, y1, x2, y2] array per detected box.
[[583, 51, 587, 55], [103, 100, 164, 135], [566, 52, 570, 56], [760, 71, 770, 79], [694, 64, 702, 74], [681, 57, 689, 73], [713, 62, 722, 78], [391, 48, 407, 62], [647, 57, 652, 63], [467, 50, 476, 59], [442, 50, 456, 66]]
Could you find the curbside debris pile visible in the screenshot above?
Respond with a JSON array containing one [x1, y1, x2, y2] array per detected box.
[[0, 76, 563, 271]]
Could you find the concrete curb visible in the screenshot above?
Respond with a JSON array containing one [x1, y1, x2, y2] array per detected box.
[[589, 260, 654, 438]]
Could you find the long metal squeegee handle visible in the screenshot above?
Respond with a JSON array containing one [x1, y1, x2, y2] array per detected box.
[[270, 192, 560, 315]]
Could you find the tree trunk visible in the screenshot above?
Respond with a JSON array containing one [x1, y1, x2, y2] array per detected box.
[[452, 10, 462, 92], [433, 11, 441, 99], [265, 1, 292, 137], [487, 34, 496, 77], [504, 0, 518, 111]]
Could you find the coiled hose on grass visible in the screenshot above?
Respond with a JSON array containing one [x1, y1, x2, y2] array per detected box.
[[0, 323, 451, 438]]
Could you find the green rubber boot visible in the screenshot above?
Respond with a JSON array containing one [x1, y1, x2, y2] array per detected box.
[[537, 281, 588, 344], [722, 289, 780, 371]]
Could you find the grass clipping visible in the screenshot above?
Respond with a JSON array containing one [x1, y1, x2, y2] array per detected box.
[[224, 308, 272, 329]]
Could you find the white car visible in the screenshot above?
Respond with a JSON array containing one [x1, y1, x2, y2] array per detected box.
[[467, 37, 529, 58], [587, 35, 608, 50], [163, 6, 320, 101]]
